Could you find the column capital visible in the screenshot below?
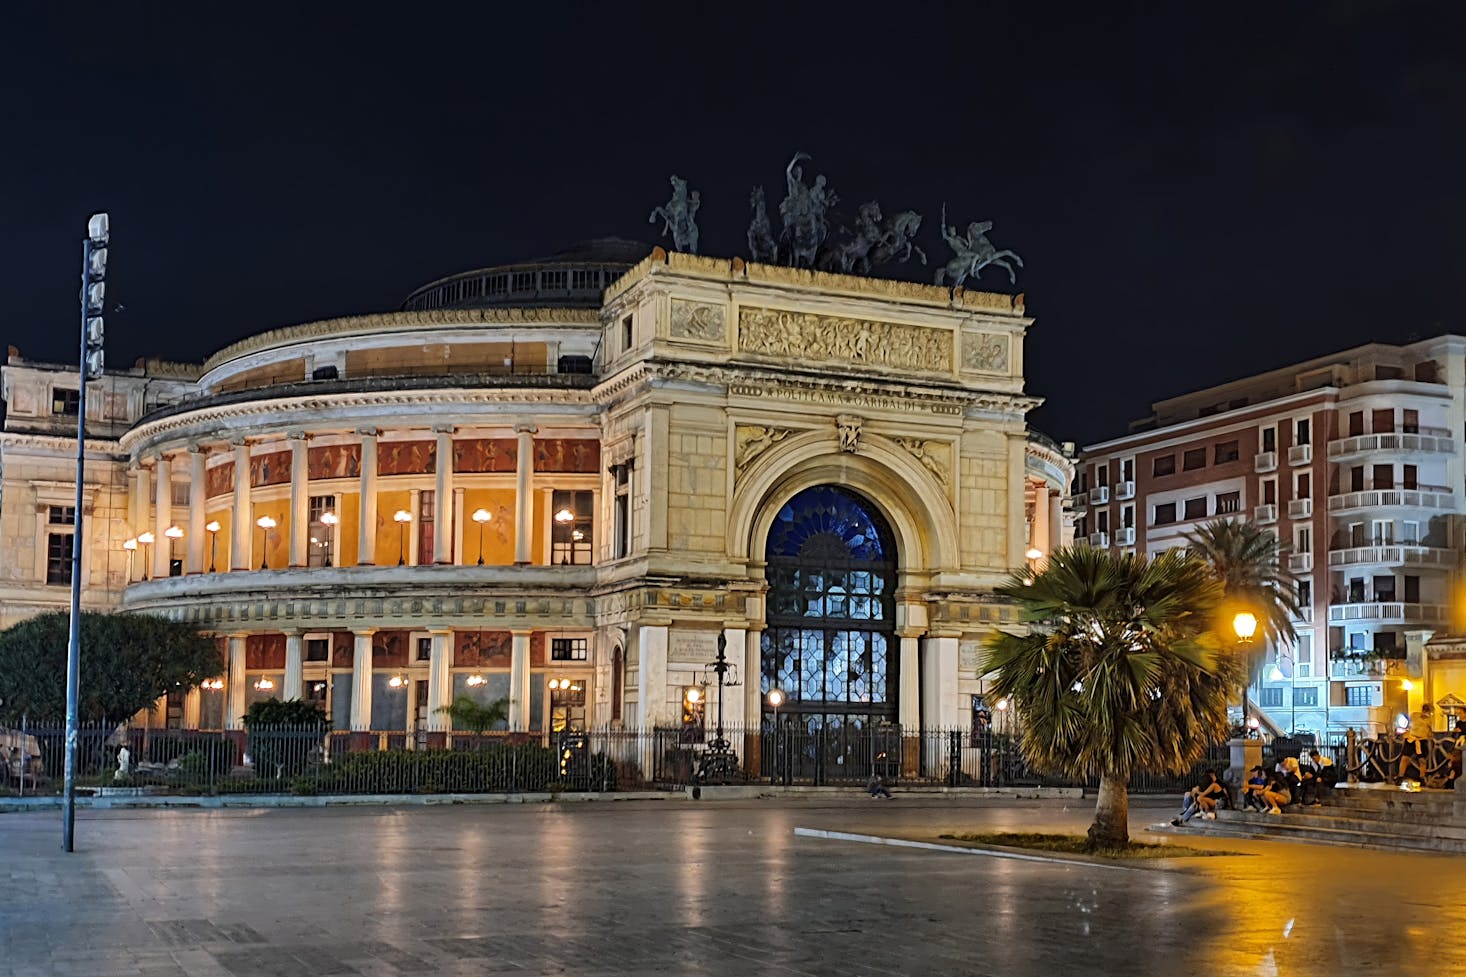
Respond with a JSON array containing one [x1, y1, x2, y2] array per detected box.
[[432, 424, 455, 436], [514, 422, 538, 435], [510, 628, 535, 638], [281, 628, 304, 638], [352, 627, 378, 638], [186, 443, 206, 456], [287, 430, 308, 442], [427, 627, 454, 637], [229, 436, 250, 448], [357, 427, 379, 439]]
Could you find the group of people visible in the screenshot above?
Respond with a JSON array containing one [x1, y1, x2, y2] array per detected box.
[[1172, 749, 1341, 825]]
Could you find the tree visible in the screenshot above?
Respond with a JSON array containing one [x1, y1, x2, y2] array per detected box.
[[244, 699, 329, 779], [435, 695, 509, 734], [980, 547, 1240, 849], [0, 611, 222, 724], [1184, 519, 1300, 724]]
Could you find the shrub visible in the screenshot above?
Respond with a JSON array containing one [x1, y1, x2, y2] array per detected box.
[[318, 743, 560, 794], [244, 700, 328, 780]]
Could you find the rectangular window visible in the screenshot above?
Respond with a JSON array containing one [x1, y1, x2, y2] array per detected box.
[[541, 269, 567, 291], [1348, 411, 1364, 437], [308, 494, 337, 568], [1295, 418, 1310, 445], [1182, 448, 1207, 471], [1402, 520, 1420, 545], [1373, 464, 1393, 490], [416, 637, 432, 662], [48, 505, 76, 526], [1350, 466, 1364, 492], [1345, 686, 1372, 707], [1097, 510, 1109, 533], [1215, 491, 1240, 514], [1294, 687, 1318, 708], [1153, 502, 1176, 525], [1214, 441, 1240, 464], [1403, 409, 1420, 434], [1183, 497, 1206, 520], [1403, 464, 1418, 490], [51, 388, 79, 415], [571, 269, 598, 290], [1296, 472, 1310, 497], [1120, 458, 1134, 482], [1262, 427, 1276, 453], [1093, 463, 1109, 487], [612, 463, 632, 559], [1373, 575, 1396, 602], [1375, 632, 1398, 653], [1259, 687, 1284, 708], [1404, 575, 1420, 603], [1348, 577, 1365, 602], [1372, 520, 1393, 545], [551, 489, 594, 565], [305, 638, 330, 662], [171, 481, 190, 507], [1298, 579, 1311, 606], [1263, 478, 1276, 505], [46, 533, 72, 585], [1152, 455, 1176, 477], [1296, 527, 1311, 553], [511, 271, 536, 292], [1372, 409, 1394, 434], [1121, 504, 1134, 529], [622, 315, 634, 353], [551, 637, 589, 661], [1349, 523, 1365, 547]]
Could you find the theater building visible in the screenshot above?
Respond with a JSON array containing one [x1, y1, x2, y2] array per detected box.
[[0, 242, 1069, 749]]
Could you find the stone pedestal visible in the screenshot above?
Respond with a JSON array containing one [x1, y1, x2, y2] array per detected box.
[[1227, 737, 1262, 786]]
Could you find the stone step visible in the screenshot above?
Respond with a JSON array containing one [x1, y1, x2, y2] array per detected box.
[[1218, 808, 1466, 842], [1156, 815, 1466, 855]]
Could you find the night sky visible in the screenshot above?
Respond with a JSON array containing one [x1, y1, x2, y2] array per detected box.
[[5, 3, 1464, 446]]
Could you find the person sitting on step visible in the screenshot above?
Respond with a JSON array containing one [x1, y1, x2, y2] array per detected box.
[[1241, 765, 1270, 812], [1172, 770, 1226, 825]]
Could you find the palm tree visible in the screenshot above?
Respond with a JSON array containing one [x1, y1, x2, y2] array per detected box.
[[435, 695, 510, 736], [1184, 519, 1300, 727], [980, 547, 1239, 849]]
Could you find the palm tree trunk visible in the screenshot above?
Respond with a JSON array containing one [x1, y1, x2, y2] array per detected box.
[[1086, 771, 1130, 849]]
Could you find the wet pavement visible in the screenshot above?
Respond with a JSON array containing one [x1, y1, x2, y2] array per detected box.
[[0, 795, 1459, 976]]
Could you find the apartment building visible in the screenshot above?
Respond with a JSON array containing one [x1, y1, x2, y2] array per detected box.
[[1076, 337, 1466, 736]]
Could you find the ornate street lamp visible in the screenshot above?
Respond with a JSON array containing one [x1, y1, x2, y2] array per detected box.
[[554, 507, 575, 565], [255, 515, 276, 570], [319, 511, 337, 567], [394, 509, 412, 565], [205, 520, 220, 572], [164, 525, 183, 576], [137, 531, 154, 581], [695, 632, 740, 785], [1234, 611, 1259, 735], [472, 507, 491, 565], [767, 688, 785, 786]]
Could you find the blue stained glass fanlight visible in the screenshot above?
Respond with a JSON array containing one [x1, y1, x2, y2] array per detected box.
[[766, 485, 892, 562]]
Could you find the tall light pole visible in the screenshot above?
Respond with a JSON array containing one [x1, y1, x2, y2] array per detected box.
[[164, 525, 183, 576], [1234, 611, 1259, 735], [137, 530, 154, 580], [205, 520, 220, 572], [394, 509, 412, 565], [63, 212, 109, 854], [319, 511, 337, 567], [255, 515, 276, 569], [472, 508, 491, 564]]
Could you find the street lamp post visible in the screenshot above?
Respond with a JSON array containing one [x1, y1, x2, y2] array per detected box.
[[63, 211, 109, 854], [123, 537, 137, 581], [137, 531, 154, 581], [766, 688, 784, 786], [1233, 611, 1259, 736], [164, 525, 183, 576], [255, 515, 276, 570], [394, 509, 412, 565], [472, 508, 491, 564], [205, 520, 220, 573], [319, 511, 337, 567], [695, 633, 740, 785], [554, 507, 575, 565]]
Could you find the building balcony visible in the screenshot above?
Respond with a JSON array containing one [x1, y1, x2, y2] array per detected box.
[[1088, 530, 1110, 548], [1113, 480, 1135, 501], [1287, 498, 1312, 519], [1288, 444, 1312, 466], [1254, 451, 1277, 473], [1327, 429, 1455, 461], [1113, 526, 1136, 547], [1292, 606, 1314, 624], [1326, 601, 1448, 626], [1088, 485, 1109, 505], [1287, 552, 1313, 573], [1254, 504, 1277, 525], [1326, 487, 1454, 514], [1327, 544, 1456, 570], [1328, 656, 1405, 680]]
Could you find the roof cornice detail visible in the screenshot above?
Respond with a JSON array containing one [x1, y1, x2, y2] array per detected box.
[[0, 432, 122, 456]]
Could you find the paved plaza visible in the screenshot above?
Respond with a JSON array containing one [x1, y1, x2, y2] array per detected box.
[[1, 795, 1460, 976]]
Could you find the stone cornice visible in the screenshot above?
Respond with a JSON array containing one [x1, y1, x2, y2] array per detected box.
[[0, 431, 123, 456], [121, 387, 598, 455], [603, 248, 1026, 315], [202, 307, 602, 374]]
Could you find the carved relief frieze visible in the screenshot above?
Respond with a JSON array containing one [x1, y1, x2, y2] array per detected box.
[[961, 332, 1010, 374], [894, 437, 951, 485], [734, 424, 791, 474], [669, 300, 726, 343], [737, 306, 952, 373]]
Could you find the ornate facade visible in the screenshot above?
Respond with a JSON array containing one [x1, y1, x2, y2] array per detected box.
[[0, 242, 1070, 746]]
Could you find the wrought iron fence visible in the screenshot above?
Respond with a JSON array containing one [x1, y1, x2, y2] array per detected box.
[[0, 719, 1241, 797]]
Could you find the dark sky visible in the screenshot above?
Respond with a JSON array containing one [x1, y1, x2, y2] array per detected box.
[[5, 3, 1465, 445]]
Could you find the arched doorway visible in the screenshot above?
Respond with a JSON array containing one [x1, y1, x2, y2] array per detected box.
[[761, 485, 899, 781]]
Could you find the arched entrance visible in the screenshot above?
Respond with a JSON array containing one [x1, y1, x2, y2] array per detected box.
[[761, 485, 900, 781]]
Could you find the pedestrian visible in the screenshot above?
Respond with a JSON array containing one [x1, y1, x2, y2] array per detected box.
[[1399, 703, 1435, 783], [867, 773, 893, 799]]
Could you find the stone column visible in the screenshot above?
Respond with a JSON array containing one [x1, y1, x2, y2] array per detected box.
[[231, 440, 251, 570], [539, 487, 555, 565], [1007, 433, 1028, 567], [129, 466, 146, 534], [186, 448, 206, 573], [920, 635, 961, 730], [153, 454, 172, 578], [509, 630, 533, 731], [288, 433, 309, 568], [357, 428, 378, 565], [351, 629, 375, 730], [226, 634, 247, 730], [1031, 484, 1050, 556], [720, 627, 749, 729], [182, 687, 202, 729], [283, 631, 304, 701], [899, 634, 922, 728], [1049, 492, 1064, 551], [434, 426, 454, 564], [634, 624, 669, 730], [514, 424, 536, 564], [742, 626, 763, 777], [427, 628, 453, 730], [451, 487, 465, 566]]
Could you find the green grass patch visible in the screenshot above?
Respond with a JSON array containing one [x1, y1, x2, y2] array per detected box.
[[938, 832, 1238, 859]]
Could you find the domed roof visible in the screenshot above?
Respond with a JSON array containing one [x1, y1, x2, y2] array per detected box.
[[401, 238, 651, 312]]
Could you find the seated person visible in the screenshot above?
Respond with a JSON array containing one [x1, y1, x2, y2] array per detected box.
[[1262, 762, 1302, 814], [1303, 749, 1336, 801], [1173, 771, 1227, 825], [1241, 765, 1270, 812]]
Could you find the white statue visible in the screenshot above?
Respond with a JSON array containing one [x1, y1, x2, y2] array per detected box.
[[115, 745, 132, 781]]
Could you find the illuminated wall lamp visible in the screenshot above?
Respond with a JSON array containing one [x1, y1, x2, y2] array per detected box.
[[465, 674, 487, 688]]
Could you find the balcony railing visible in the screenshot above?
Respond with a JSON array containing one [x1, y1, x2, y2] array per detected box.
[[1288, 444, 1312, 465], [1253, 504, 1277, 524], [1287, 552, 1313, 573], [1326, 601, 1448, 625], [1287, 498, 1312, 518], [1327, 430, 1455, 460], [1254, 451, 1277, 473], [1328, 657, 1405, 680], [1114, 480, 1135, 500], [1326, 488, 1454, 512], [1088, 485, 1110, 505], [1327, 544, 1456, 569]]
